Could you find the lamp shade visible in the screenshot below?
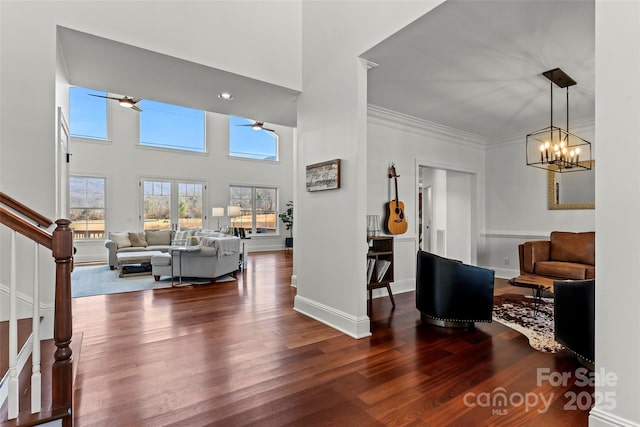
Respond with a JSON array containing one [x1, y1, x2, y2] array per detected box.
[[211, 207, 224, 217], [227, 205, 241, 217]]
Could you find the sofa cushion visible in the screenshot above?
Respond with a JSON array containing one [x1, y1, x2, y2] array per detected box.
[[110, 232, 132, 249], [550, 231, 595, 265], [128, 232, 148, 247], [146, 230, 172, 246], [151, 253, 172, 267], [535, 261, 590, 280]]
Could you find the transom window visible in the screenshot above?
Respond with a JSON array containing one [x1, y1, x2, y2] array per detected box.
[[69, 176, 106, 240], [69, 86, 108, 140], [229, 116, 278, 161], [140, 100, 205, 152], [229, 185, 277, 235]]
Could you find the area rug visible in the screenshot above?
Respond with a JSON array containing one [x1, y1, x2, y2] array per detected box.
[[71, 265, 172, 298], [71, 265, 237, 298], [492, 293, 564, 353]]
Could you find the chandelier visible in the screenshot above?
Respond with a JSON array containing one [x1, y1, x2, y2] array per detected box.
[[526, 68, 592, 173]]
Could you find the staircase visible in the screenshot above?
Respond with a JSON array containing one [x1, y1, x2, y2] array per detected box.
[[0, 192, 75, 426]]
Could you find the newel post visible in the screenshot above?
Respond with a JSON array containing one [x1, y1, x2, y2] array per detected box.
[[52, 219, 74, 419], [52, 219, 73, 361]]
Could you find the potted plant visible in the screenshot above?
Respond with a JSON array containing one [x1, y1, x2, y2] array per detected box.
[[279, 200, 293, 248]]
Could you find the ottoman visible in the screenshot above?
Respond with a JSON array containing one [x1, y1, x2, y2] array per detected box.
[[151, 252, 172, 281]]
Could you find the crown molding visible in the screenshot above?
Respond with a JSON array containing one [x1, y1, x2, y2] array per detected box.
[[487, 116, 595, 150], [367, 104, 487, 149]]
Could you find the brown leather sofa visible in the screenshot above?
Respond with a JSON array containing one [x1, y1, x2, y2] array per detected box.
[[518, 231, 595, 280]]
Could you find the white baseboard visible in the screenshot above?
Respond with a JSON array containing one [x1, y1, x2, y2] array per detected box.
[[589, 407, 640, 426], [294, 295, 371, 339]]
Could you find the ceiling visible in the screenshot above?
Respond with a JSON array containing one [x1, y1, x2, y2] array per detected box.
[[59, 1, 594, 141], [58, 27, 300, 128], [363, 0, 595, 141]]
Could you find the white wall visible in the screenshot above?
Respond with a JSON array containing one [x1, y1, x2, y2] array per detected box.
[[446, 170, 472, 264], [366, 107, 486, 299], [294, 1, 443, 338], [69, 104, 294, 263], [481, 120, 595, 278], [591, 2, 640, 425]]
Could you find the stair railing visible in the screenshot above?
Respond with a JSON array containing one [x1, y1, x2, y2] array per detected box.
[[1, 192, 73, 425]]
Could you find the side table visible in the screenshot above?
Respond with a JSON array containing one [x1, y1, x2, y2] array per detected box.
[[170, 245, 201, 287]]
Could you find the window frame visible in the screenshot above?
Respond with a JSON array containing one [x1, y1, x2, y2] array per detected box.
[[139, 177, 208, 232], [229, 184, 279, 236], [68, 174, 107, 241]]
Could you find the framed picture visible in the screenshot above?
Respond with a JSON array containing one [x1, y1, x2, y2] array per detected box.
[[306, 159, 341, 192]]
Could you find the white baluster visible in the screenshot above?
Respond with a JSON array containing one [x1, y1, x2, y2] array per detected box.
[[31, 243, 41, 413], [8, 231, 18, 419]]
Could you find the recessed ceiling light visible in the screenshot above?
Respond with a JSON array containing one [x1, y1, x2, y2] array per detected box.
[[218, 92, 233, 101]]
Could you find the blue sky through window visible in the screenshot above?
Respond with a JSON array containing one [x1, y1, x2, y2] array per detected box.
[[229, 116, 278, 161], [140, 100, 205, 152], [69, 87, 107, 139]]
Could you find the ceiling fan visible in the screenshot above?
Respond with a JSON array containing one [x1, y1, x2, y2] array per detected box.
[[236, 121, 275, 133], [89, 94, 143, 112]]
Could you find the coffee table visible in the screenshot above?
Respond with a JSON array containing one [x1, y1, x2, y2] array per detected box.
[[116, 251, 164, 278], [508, 274, 556, 311]]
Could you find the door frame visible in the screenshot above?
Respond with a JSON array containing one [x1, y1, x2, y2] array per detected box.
[[138, 176, 208, 231], [414, 158, 479, 265]]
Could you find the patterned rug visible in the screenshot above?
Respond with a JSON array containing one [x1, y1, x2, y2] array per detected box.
[[493, 293, 564, 353]]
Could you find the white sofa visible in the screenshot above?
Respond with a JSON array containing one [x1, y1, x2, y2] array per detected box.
[[105, 229, 175, 270], [151, 232, 241, 281]]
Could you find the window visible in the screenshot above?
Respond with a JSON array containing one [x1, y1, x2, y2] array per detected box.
[[229, 185, 277, 235], [69, 176, 106, 240], [229, 116, 278, 161], [69, 86, 108, 140], [142, 178, 206, 231], [139, 100, 205, 152]]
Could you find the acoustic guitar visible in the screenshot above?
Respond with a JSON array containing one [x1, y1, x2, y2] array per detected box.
[[385, 164, 408, 234]]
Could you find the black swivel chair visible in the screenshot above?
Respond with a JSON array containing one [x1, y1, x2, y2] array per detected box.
[[416, 251, 495, 328], [554, 279, 595, 369]]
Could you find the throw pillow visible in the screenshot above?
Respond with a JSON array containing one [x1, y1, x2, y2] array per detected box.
[[128, 232, 148, 247], [110, 232, 132, 249], [146, 230, 172, 246]]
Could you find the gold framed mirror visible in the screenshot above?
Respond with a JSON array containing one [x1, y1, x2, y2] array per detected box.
[[548, 160, 595, 210]]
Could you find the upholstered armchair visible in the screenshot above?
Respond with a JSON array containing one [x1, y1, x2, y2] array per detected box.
[[554, 279, 595, 369], [416, 251, 495, 328]]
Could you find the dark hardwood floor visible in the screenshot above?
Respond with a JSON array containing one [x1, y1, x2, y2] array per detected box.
[[71, 252, 591, 426]]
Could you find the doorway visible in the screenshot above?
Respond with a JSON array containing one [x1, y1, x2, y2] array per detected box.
[[140, 178, 207, 231], [419, 166, 476, 264]]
